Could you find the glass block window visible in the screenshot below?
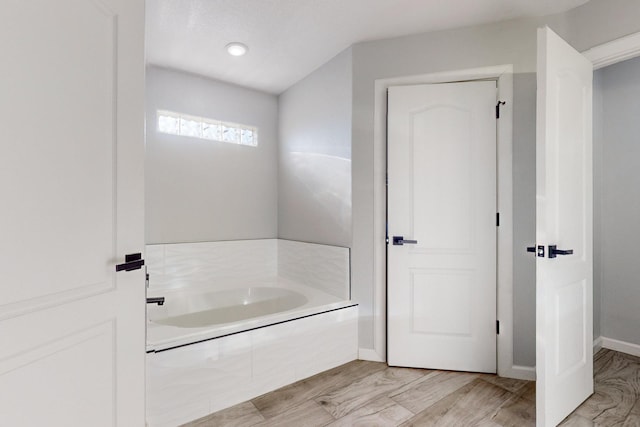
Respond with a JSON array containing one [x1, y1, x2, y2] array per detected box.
[[241, 128, 255, 146], [158, 112, 179, 135], [157, 110, 258, 147], [202, 120, 221, 141], [179, 115, 202, 138]]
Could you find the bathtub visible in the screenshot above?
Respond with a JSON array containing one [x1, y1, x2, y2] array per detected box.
[[146, 279, 353, 352], [150, 287, 308, 328], [145, 239, 358, 427]]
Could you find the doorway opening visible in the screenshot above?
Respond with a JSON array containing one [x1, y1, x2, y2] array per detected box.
[[371, 64, 518, 378], [386, 80, 499, 373]]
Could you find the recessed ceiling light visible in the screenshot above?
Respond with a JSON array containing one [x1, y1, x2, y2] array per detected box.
[[226, 42, 248, 57]]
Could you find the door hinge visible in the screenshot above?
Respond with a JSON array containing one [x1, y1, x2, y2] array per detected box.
[[496, 100, 506, 119], [496, 212, 500, 227], [496, 320, 500, 335]]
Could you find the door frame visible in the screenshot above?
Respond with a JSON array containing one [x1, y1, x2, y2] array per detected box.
[[582, 31, 640, 359], [583, 31, 640, 70], [370, 64, 520, 378]]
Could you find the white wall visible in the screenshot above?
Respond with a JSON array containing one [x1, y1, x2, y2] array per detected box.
[[350, 0, 640, 364], [278, 48, 353, 248], [596, 56, 640, 346], [145, 66, 278, 244]]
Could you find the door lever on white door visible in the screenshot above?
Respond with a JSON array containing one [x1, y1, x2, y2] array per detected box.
[[392, 236, 418, 246], [549, 245, 573, 258], [116, 253, 145, 272]]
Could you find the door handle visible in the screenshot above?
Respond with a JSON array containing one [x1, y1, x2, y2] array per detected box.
[[526, 246, 535, 253], [116, 253, 145, 272], [146, 297, 165, 306], [548, 245, 573, 258], [392, 236, 418, 246]]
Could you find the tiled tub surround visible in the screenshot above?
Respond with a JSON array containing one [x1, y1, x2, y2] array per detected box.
[[145, 239, 349, 298], [147, 306, 358, 427], [144, 239, 357, 426], [145, 239, 351, 351]]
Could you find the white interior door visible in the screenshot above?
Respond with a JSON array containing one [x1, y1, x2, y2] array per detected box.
[[536, 26, 594, 427], [0, 1, 145, 426], [387, 81, 497, 373]]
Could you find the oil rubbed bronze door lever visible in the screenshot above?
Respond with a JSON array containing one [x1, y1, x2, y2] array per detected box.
[[548, 245, 574, 258], [115, 253, 145, 272], [146, 297, 165, 306], [392, 236, 418, 246]]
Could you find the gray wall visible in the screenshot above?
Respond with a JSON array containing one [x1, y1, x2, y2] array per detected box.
[[278, 48, 353, 248], [145, 66, 278, 244], [350, 0, 640, 365], [593, 70, 604, 341], [597, 56, 640, 346]]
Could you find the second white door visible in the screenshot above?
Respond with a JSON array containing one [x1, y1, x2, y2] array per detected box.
[[536, 26, 594, 427], [387, 81, 498, 372]]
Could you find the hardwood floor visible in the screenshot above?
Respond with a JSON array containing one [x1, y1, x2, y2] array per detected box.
[[183, 349, 640, 426]]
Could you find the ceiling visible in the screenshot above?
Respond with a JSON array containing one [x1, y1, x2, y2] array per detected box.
[[146, 0, 589, 94]]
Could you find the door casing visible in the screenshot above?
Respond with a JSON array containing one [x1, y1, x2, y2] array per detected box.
[[583, 31, 640, 360]]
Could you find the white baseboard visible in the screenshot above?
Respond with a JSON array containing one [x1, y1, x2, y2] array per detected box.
[[601, 336, 640, 358], [593, 336, 603, 354], [502, 365, 536, 381], [358, 348, 385, 362], [497, 337, 628, 383]]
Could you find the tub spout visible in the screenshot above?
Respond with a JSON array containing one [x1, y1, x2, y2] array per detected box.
[[147, 297, 165, 306]]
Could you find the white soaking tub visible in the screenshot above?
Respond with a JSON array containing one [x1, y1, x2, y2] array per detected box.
[[146, 279, 352, 352], [145, 239, 358, 427], [149, 287, 308, 328]]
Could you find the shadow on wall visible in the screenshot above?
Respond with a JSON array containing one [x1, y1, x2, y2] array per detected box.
[[280, 152, 351, 246]]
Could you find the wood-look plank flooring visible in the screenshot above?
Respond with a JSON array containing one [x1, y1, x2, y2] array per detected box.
[[183, 349, 640, 426]]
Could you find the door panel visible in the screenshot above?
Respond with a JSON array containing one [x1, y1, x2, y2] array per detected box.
[[387, 81, 497, 373], [1, 0, 116, 311], [411, 271, 472, 335], [0, 1, 145, 425], [0, 320, 115, 425], [536, 26, 593, 427], [412, 105, 473, 251]]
